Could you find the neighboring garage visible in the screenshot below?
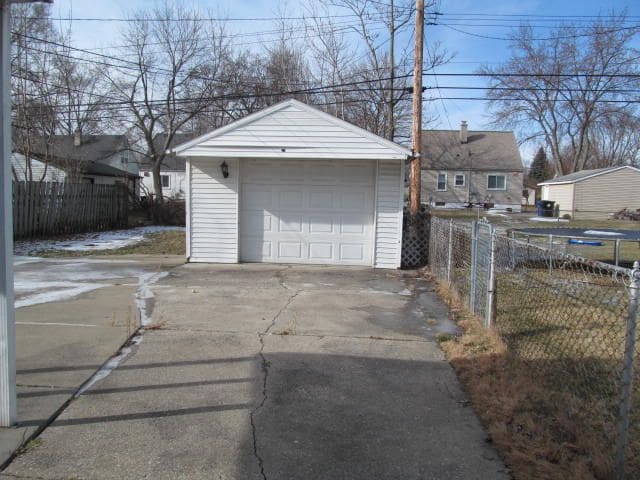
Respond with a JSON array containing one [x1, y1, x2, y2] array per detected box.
[[539, 165, 640, 219], [174, 99, 410, 268]]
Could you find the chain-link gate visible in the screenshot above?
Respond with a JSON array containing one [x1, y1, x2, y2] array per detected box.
[[470, 221, 495, 326]]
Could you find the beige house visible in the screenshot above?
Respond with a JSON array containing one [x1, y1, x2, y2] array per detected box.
[[421, 122, 524, 212], [539, 165, 640, 219]]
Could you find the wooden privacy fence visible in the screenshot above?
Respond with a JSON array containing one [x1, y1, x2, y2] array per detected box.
[[13, 182, 128, 239]]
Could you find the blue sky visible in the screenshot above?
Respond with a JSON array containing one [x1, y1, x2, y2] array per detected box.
[[46, 0, 640, 164]]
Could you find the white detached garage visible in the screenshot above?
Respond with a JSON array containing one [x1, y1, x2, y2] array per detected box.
[[174, 99, 410, 269]]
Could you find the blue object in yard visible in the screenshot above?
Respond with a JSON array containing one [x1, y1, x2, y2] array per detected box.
[[536, 200, 543, 216], [568, 238, 604, 246]]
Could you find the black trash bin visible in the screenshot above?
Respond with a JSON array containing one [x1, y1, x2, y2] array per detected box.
[[540, 200, 555, 217]]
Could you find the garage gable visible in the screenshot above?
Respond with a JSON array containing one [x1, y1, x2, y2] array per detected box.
[[174, 99, 410, 160]]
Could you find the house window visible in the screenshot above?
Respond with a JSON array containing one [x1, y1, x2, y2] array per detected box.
[[487, 174, 506, 190], [454, 174, 465, 187], [143, 172, 150, 177], [436, 173, 447, 191], [120, 150, 128, 165], [161, 175, 170, 188]]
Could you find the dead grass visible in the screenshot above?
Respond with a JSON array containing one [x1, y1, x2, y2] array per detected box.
[[145, 318, 169, 330], [436, 281, 619, 480], [37, 231, 185, 257]]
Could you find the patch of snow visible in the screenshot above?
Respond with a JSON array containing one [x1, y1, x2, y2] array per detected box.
[[75, 334, 143, 397], [398, 288, 412, 296], [584, 230, 623, 236], [14, 281, 107, 308], [14, 226, 184, 256], [136, 271, 169, 326], [13, 257, 171, 309], [529, 217, 570, 223], [487, 209, 508, 217], [13, 256, 42, 266]]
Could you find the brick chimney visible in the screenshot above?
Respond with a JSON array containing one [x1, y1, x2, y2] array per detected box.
[[459, 121, 468, 144], [74, 128, 81, 147]]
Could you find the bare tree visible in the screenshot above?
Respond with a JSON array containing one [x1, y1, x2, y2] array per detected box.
[[305, 5, 354, 119], [10, 3, 62, 182], [481, 17, 640, 175], [53, 53, 107, 136], [107, 3, 226, 203], [588, 110, 640, 168], [311, 0, 450, 141]]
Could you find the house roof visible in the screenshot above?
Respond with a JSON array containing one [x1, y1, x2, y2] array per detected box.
[[139, 133, 192, 171], [537, 165, 640, 185], [173, 99, 412, 160], [25, 134, 137, 178], [30, 134, 128, 163], [420, 129, 523, 172], [87, 162, 138, 178]]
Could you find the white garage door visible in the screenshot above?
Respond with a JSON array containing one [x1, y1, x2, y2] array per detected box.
[[240, 159, 375, 265]]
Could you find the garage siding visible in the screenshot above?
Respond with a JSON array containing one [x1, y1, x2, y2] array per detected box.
[[574, 168, 640, 219], [189, 158, 239, 263], [374, 160, 403, 268], [541, 183, 574, 217]]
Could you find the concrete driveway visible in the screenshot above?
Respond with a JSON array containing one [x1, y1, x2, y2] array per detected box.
[[3, 264, 508, 480], [1, 255, 184, 467]]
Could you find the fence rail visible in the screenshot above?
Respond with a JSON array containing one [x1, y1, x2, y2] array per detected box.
[[13, 181, 128, 239], [429, 216, 639, 479]]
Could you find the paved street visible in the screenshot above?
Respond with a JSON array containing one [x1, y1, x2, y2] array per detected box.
[[2, 264, 508, 479]]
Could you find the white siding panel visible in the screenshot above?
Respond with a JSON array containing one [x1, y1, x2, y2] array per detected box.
[[183, 103, 407, 160], [189, 158, 239, 263], [374, 160, 403, 269]]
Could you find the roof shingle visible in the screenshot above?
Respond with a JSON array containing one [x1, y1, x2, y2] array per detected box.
[[420, 130, 523, 171]]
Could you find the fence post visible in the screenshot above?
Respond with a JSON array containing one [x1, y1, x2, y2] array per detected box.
[[486, 224, 497, 328], [548, 234, 554, 276], [470, 221, 478, 313], [510, 230, 516, 270], [615, 261, 640, 480], [446, 219, 453, 283]]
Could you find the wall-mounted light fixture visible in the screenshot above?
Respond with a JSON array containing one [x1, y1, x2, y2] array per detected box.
[[220, 161, 229, 178]]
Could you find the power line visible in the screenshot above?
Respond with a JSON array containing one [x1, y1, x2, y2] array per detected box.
[[425, 96, 640, 104], [16, 13, 371, 23], [438, 12, 640, 19], [441, 23, 640, 41]]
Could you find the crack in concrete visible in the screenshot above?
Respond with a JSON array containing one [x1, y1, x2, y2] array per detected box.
[[249, 270, 301, 480], [15, 384, 68, 390], [270, 332, 432, 343]]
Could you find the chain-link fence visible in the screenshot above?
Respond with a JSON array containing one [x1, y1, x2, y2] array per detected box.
[[429, 216, 640, 479]]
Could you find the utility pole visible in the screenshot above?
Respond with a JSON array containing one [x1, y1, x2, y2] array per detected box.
[[387, 0, 395, 142], [409, 0, 424, 215], [0, 0, 52, 428], [0, 0, 16, 428]]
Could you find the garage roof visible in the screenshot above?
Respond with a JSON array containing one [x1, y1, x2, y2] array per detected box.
[[538, 165, 640, 185], [173, 99, 411, 160]]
